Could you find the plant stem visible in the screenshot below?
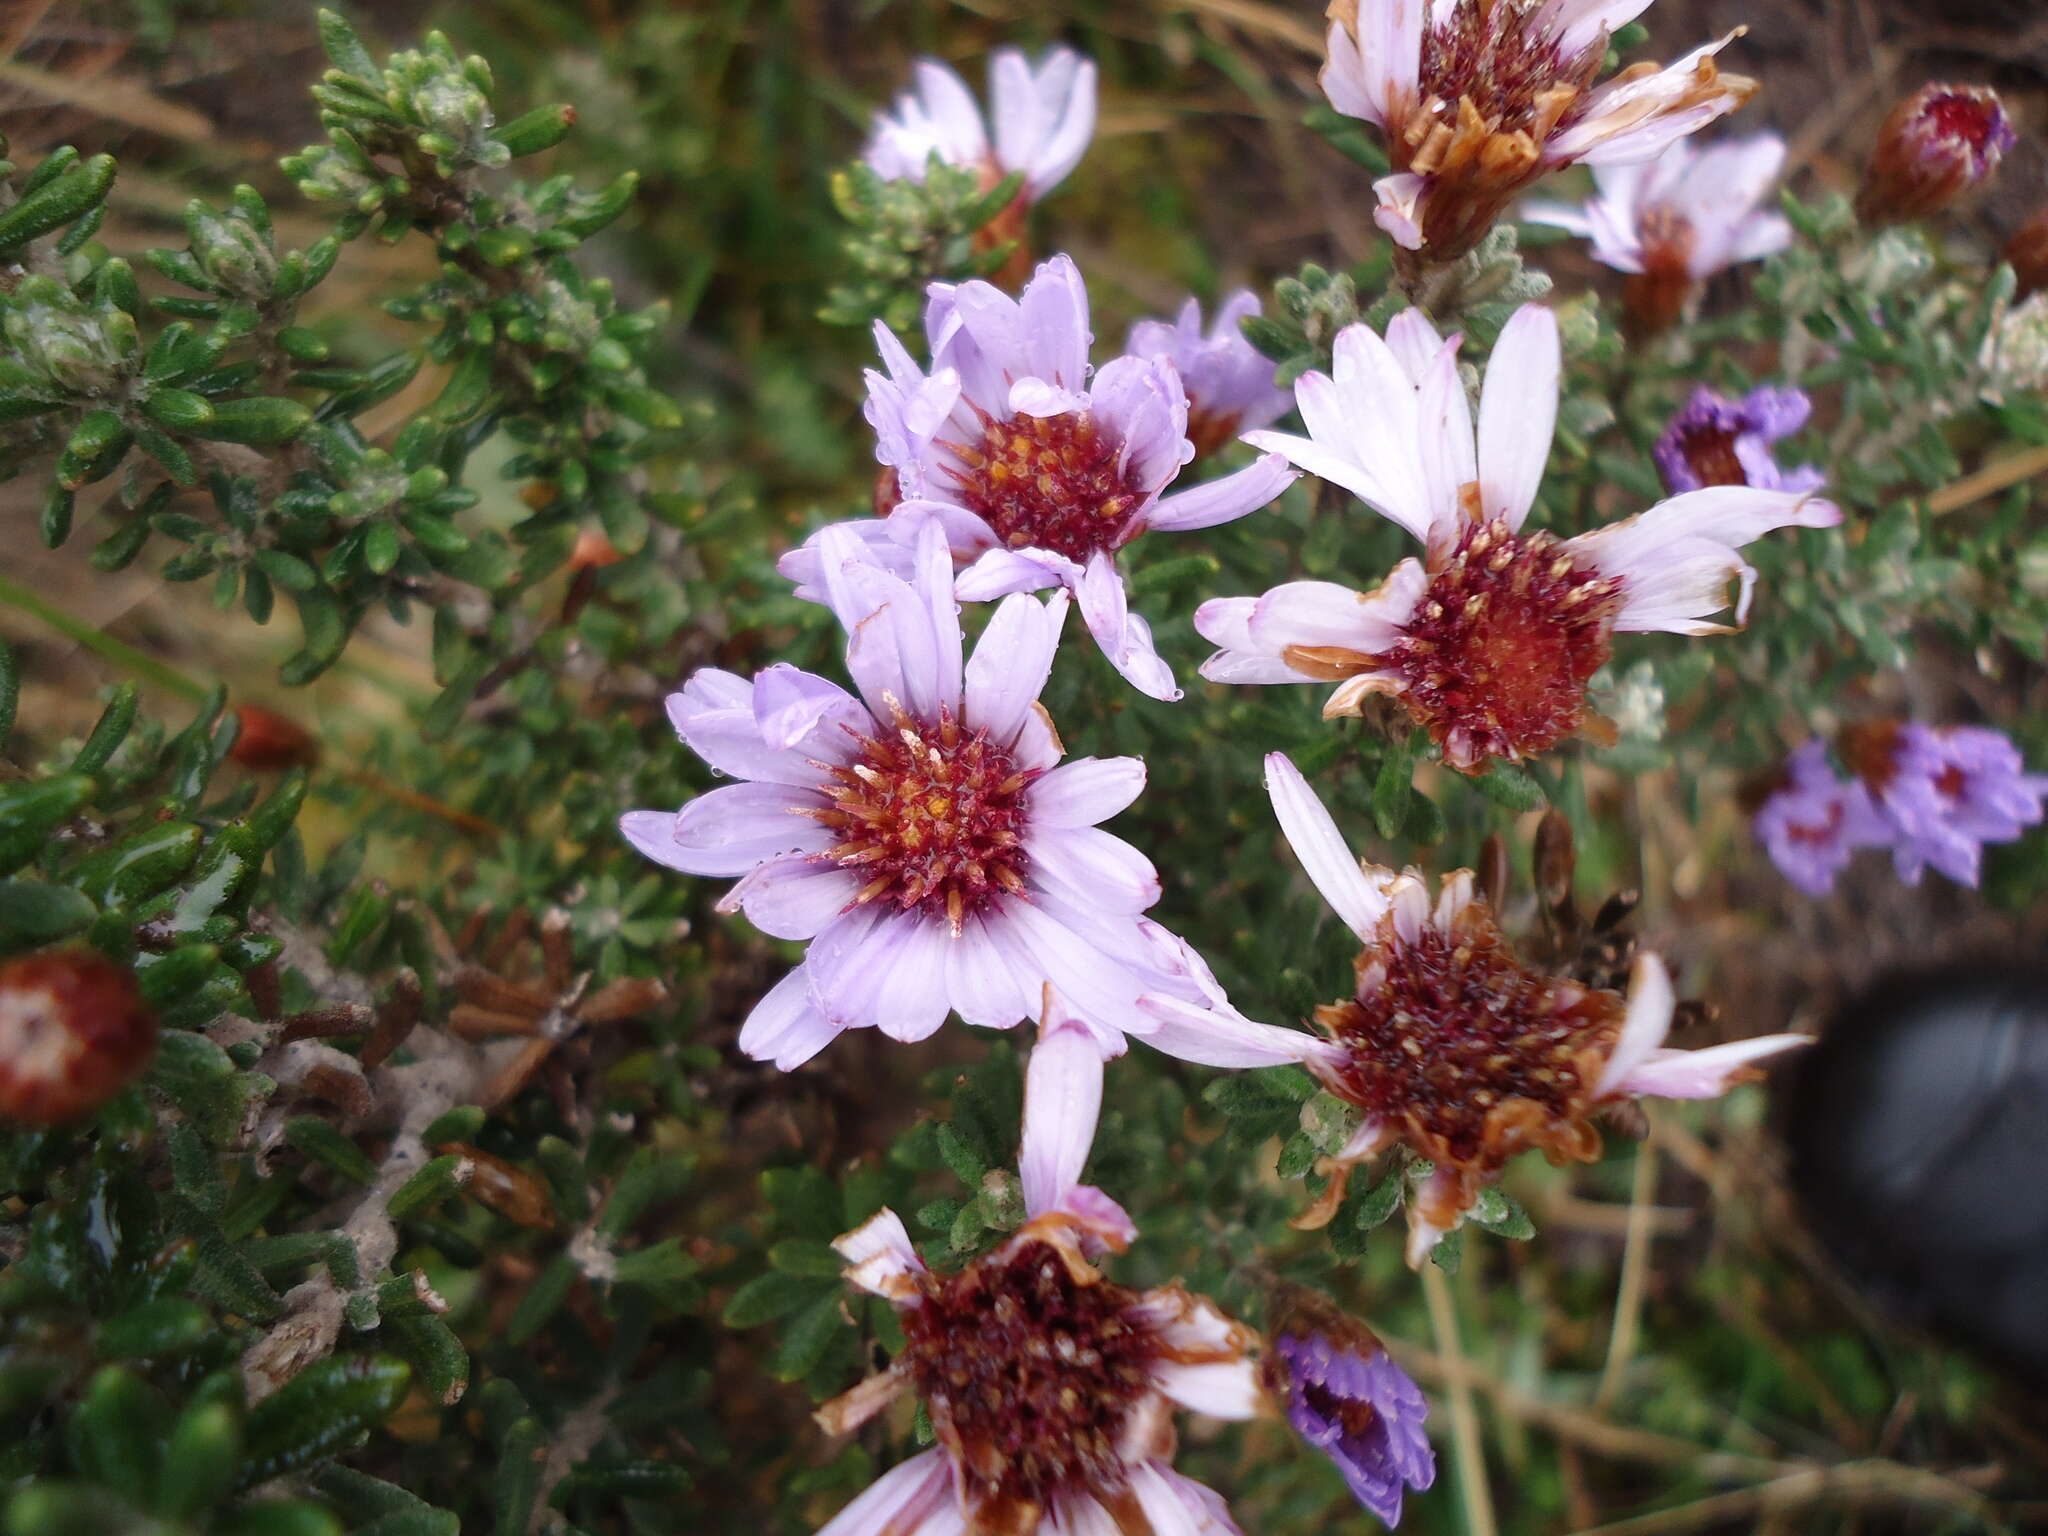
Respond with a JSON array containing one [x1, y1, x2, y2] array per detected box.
[[1424, 1261, 1499, 1536], [0, 572, 209, 701], [1596, 1128, 1659, 1411]]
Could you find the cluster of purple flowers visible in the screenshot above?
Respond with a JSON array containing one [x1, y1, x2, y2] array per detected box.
[[614, 10, 2036, 1531], [625, 244, 1436, 1534], [1756, 724, 2048, 896]]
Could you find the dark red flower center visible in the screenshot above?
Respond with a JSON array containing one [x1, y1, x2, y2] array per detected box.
[[945, 407, 1144, 565], [1674, 422, 1748, 488], [1922, 91, 2008, 163], [1184, 405, 1245, 462], [900, 1237, 1160, 1517], [1419, 0, 1601, 137], [1300, 1375, 1382, 1443], [1377, 516, 1625, 768], [817, 704, 1032, 932], [1313, 899, 1623, 1173], [1837, 719, 1906, 793], [1786, 800, 1849, 847]]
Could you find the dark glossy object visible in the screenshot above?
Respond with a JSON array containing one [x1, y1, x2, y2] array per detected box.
[[1783, 963, 2048, 1380]]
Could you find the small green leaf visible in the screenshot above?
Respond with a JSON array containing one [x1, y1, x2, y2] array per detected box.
[[1468, 1185, 1536, 1241], [239, 1354, 411, 1486], [1372, 737, 1415, 839], [95, 1298, 211, 1360], [504, 1252, 577, 1345], [0, 880, 96, 948], [316, 8, 381, 81], [385, 1154, 469, 1220], [722, 1270, 826, 1329], [1471, 762, 1546, 812], [768, 1239, 845, 1278], [1350, 1171, 1402, 1231], [283, 1116, 378, 1185], [70, 683, 138, 775], [772, 1291, 847, 1382]]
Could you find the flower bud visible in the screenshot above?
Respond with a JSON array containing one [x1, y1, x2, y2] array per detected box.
[[1856, 84, 2014, 225], [1262, 1283, 1435, 1527], [2005, 208, 2048, 302], [229, 704, 321, 771], [0, 948, 157, 1124], [567, 528, 623, 572], [185, 203, 278, 300]]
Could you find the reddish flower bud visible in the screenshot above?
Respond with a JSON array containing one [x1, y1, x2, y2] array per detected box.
[[1856, 84, 2014, 225], [2006, 208, 2048, 302], [568, 528, 624, 571], [0, 948, 158, 1124], [230, 704, 321, 771]]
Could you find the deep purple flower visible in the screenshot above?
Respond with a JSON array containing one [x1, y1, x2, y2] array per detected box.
[[1273, 1330, 1435, 1528], [1126, 292, 1293, 460], [1856, 83, 2015, 225], [1653, 386, 1826, 497], [1751, 739, 1888, 897], [621, 522, 1241, 1067], [811, 1007, 1261, 1536], [1841, 721, 2048, 887], [781, 255, 1297, 700]]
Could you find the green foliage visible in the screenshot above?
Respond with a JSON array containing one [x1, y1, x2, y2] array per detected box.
[[4, 5, 2047, 1536], [0, 10, 681, 692], [821, 159, 1025, 332]]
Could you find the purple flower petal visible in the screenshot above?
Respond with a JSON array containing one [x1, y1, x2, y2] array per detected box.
[[736, 965, 841, 1070], [1146, 453, 1296, 533], [963, 589, 1067, 747], [1026, 756, 1146, 827], [1076, 552, 1179, 701], [722, 854, 861, 942], [1019, 1002, 1107, 1219]]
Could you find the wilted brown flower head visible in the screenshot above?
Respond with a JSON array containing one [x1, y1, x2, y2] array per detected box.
[[1320, 0, 1758, 266]]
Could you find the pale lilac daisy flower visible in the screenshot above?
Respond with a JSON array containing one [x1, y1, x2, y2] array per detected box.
[[1320, 0, 1758, 265], [811, 1004, 1262, 1536], [1523, 133, 1793, 331], [782, 256, 1297, 700], [1751, 739, 1888, 897], [1126, 292, 1294, 460], [1652, 386, 1826, 497], [863, 47, 1097, 204], [1149, 754, 1809, 1265], [1271, 1328, 1434, 1527], [1840, 721, 2048, 887], [1195, 304, 1840, 771], [621, 522, 1210, 1068]]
